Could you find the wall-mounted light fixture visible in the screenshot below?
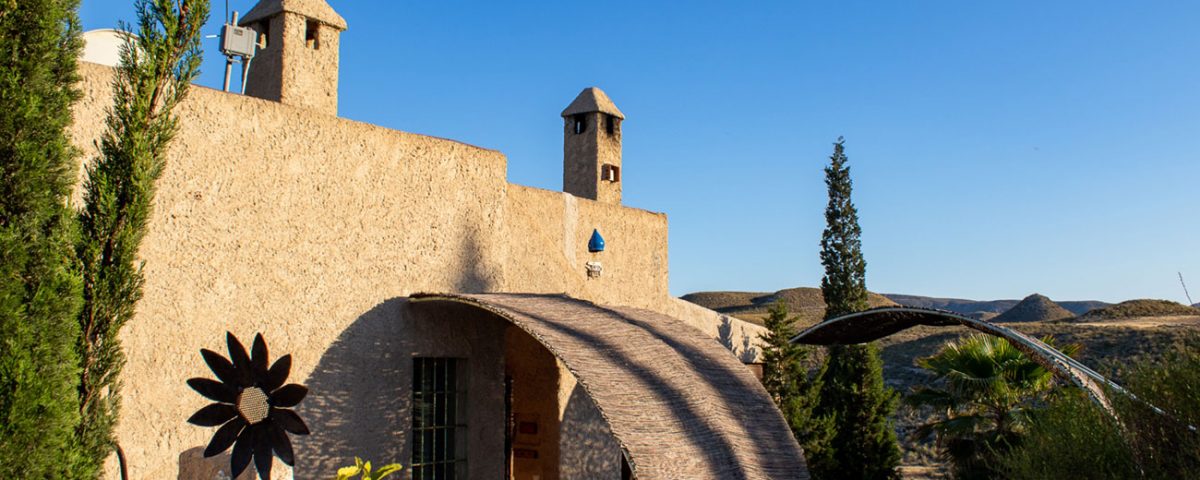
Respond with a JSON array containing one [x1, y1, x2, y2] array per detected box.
[[587, 229, 605, 278], [588, 229, 605, 253]]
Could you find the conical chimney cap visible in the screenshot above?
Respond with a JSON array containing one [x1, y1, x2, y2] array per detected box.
[[561, 87, 624, 119], [239, 0, 347, 30]]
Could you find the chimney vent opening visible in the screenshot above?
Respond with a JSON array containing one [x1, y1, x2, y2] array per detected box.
[[572, 114, 588, 134], [305, 20, 320, 49], [601, 164, 620, 183]]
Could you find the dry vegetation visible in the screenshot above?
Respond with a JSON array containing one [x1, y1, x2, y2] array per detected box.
[[681, 287, 896, 325], [878, 320, 1200, 476], [1078, 299, 1200, 320], [682, 290, 1200, 477]]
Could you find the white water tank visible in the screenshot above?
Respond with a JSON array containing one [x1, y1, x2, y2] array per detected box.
[[81, 29, 132, 67]]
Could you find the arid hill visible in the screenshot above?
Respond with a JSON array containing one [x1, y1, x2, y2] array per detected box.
[[991, 293, 1074, 323], [1080, 299, 1200, 320], [681, 287, 896, 326], [683, 287, 1200, 477], [883, 293, 1108, 317]]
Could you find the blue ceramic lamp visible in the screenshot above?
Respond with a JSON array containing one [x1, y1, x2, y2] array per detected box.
[[588, 229, 605, 253]]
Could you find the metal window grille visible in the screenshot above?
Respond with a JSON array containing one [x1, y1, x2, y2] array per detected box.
[[412, 358, 468, 479]]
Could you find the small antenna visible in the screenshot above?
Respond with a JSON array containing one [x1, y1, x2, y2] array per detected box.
[[1181, 272, 1195, 306]]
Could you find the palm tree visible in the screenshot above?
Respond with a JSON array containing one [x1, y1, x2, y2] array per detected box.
[[906, 334, 1080, 479]]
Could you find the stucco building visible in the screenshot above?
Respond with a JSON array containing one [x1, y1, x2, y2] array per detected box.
[[70, 1, 807, 478]]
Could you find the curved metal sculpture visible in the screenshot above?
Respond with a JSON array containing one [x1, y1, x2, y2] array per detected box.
[[789, 306, 1131, 414]]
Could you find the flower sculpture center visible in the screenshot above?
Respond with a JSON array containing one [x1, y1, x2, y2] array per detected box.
[[188, 332, 310, 480], [237, 387, 271, 424]]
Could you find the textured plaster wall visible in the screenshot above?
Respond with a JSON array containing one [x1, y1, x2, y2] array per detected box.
[[501, 184, 669, 309], [284, 300, 508, 479], [558, 372, 622, 479], [73, 62, 506, 479], [68, 62, 766, 479], [280, 12, 340, 114], [500, 186, 767, 358]]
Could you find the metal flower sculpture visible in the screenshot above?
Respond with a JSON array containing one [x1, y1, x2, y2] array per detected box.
[[187, 332, 310, 479]]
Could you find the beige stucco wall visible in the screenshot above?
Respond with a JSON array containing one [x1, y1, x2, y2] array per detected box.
[[295, 300, 508, 479], [68, 61, 766, 479], [558, 373, 623, 479], [500, 185, 669, 308]]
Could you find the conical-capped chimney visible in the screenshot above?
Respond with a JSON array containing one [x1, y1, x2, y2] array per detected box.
[[239, 0, 346, 115], [562, 87, 623, 204]]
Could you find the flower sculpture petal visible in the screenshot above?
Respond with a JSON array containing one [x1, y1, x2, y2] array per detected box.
[[188, 332, 310, 480]]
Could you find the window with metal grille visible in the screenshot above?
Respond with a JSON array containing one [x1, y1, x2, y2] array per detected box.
[[412, 358, 468, 479]]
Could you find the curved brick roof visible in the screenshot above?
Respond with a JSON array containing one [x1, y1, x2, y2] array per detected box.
[[410, 293, 809, 480]]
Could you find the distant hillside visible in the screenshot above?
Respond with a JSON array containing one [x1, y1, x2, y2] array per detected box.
[[1061, 300, 1113, 315], [992, 294, 1074, 323], [678, 291, 761, 312], [1081, 299, 1200, 320], [681, 287, 897, 326], [883, 293, 1108, 317]]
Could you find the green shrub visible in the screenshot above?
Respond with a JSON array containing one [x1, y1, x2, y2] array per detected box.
[[906, 334, 1079, 479], [335, 457, 402, 480], [759, 300, 833, 464], [73, 0, 208, 475], [0, 0, 86, 476], [811, 137, 902, 479], [997, 338, 1200, 479]]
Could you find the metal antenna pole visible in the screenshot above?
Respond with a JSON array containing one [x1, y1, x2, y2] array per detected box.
[[240, 57, 252, 95], [222, 11, 240, 92], [223, 57, 233, 92], [1181, 272, 1194, 306]]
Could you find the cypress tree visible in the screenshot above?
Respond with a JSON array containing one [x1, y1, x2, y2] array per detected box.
[[759, 300, 834, 467], [74, 0, 208, 475], [809, 137, 902, 479], [0, 0, 86, 476]]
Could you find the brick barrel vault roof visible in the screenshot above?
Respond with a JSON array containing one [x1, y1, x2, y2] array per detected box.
[[410, 293, 809, 480]]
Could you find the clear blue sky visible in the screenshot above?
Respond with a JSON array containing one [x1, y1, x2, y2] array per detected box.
[[80, 1, 1199, 304]]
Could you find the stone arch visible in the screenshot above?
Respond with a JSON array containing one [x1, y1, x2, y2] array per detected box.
[[411, 292, 810, 479]]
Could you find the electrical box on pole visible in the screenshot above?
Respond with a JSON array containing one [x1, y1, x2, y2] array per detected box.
[[220, 23, 258, 58], [218, 11, 259, 94]]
